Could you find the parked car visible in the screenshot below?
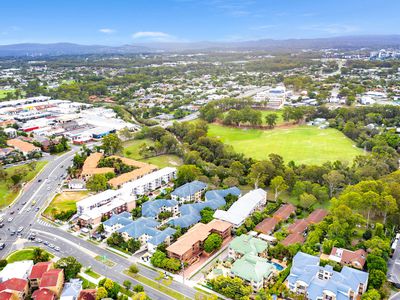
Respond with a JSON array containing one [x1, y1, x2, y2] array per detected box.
[[0, 243, 5, 250]]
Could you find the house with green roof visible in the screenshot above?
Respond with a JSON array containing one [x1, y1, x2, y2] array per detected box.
[[228, 234, 268, 260], [231, 253, 275, 291]]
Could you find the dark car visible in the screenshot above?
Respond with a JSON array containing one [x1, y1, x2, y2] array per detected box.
[[10, 211, 14, 215], [0, 243, 5, 250], [10, 230, 16, 236], [0, 223, 4, 228], [38, 179, 42, 182]]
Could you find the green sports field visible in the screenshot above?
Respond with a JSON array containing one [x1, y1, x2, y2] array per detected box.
[[208, 124, 363, 165]]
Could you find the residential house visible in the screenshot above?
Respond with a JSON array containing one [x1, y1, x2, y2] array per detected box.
[[329, 248, 367, 270], [171, 181, 208, 204], [169, 187, 241, 229], [3, 128, 17, 138], [282, 209, 328, 246], [231, 254, 275, 291], [78, 290, 96, 300], [32, 288, 56, 300], [60, 279, 82, 300], [255, 204, 295, 234], [38, 269, 64, 298], [287, 252, 369, 300], [0, 261, 33, 282], [29, 262, 54, 289], [141, 199, 179, 220], [116, 217, 176, 253], [166, 219, 232, 265], [103, 212, 133, 234], [0, 278, 29, 299], [214, 189, 267, 228], [228, 234, 268, 260], [6, 139, 40, 157]]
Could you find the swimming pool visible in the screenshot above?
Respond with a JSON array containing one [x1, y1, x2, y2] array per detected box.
[[271, 261, 284, 271]]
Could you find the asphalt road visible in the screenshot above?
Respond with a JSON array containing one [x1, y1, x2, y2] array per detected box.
[[0, 145, 198, 300], [0, 148, 79, 251]]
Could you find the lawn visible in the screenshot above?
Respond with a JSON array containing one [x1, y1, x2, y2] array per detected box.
[[0, 161, 48, 208], [124, 271, 193, 300], [43, 191, 89, 218], [84, 268, 101, 279], [7, 247, 53, 263], [208, 124, 363, 165], [123, 139, 183, 168], [0, 89, 15, 99]]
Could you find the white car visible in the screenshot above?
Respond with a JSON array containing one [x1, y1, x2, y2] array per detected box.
[[7, 217, 13, 222]]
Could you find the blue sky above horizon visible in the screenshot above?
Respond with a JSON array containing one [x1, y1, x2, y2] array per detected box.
[[1, 0, 399, 45]]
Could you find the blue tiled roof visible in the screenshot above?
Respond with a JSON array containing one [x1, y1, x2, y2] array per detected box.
[[205, 187, 241, 202], [103, 212, 133, 227], [117, 217, 160, 239], [148, 228, 177, 246], [169, 187, 241, 228], [288, 252, 369, 300], [142, 199, 178, 218], [171, 180, 207, 198], [169, 213, 201, 228]]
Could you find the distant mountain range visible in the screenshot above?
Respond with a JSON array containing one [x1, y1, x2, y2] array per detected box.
[[1, 35, 400, 57]]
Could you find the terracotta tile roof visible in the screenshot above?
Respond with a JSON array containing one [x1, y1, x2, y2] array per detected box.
[[32, 288, 56, 300], [305, 209, 328, 224], [255, 218, 279, 234], [29, 262, 53, 280], [6, 139, 40, 153], [0, 292, 14, 300], [281, 232, 305, 246], [39, 269, 63, 288], [0, 278, 28, 293], [81, 153, 114, 176], [167, 219, 232, 256], [287, 219, 309, 234], [330, 247, 367, 268], [274, 204, 296, 220], [78, 289, 97, 300]]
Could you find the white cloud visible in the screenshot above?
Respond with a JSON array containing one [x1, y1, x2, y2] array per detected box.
[[99, 28, 115, 34], [131, 31, 176, 42]]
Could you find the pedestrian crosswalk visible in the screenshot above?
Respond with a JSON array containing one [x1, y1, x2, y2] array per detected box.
[[36, 219, 54, 227]]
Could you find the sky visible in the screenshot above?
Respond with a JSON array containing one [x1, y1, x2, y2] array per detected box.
[[1, 0, 400, 45]]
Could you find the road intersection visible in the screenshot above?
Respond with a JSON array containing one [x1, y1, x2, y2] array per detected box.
[[0, 146, 199, 300]]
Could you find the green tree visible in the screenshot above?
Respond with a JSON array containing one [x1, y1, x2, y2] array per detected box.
[[55, 256, 82, 280], [96, 287, 108, 300], [86, 174, 108, 192], [299, 193, 317, 210], [133, 285, 144, 293], [129, 263, 139, 275], [368, 269, 386, 289], [123, 280, 132, 290], [176, 165, 201, 186], [361, 289, 380, 300], [323, 170, 345, 198], [203, 233, 223, 253], [200, 207, 214, 224], [270, 176, 288, 201], [102, 133, 123, 155], [265, 113, 278, 128], [32, 247, 50, 263]]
